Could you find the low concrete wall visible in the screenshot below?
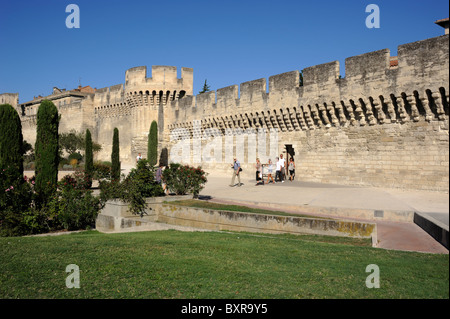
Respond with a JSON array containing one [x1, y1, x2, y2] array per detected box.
[[96, 195, 193, 232], [211, 199, 415, 223], [159, 204, 376, 239], [96, 198, 377, 245], [100, 195, 194, 218]]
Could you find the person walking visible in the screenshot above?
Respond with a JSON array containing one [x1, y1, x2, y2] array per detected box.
[[288, 158, 295, 181], [275, 157, 282, 183], [155, 164, 163, 184], [265, 159, 274, 184], [229, 157, 242, 187], [255, 158, 263, 185], [279, 153, 286, 182]]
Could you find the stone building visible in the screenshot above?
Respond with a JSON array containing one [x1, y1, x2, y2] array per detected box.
[[1, 20, 449, 191]]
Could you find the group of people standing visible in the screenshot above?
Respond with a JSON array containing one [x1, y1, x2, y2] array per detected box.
[[230, 155, 296, 187]]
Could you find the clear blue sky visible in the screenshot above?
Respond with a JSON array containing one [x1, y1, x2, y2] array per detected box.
[[0, 0, 448, 103]]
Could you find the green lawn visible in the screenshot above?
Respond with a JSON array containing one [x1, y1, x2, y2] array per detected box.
[[0, 230, 448, 299]]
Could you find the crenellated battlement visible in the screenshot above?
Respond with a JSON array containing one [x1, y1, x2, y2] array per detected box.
[[166, 35, 449, 135], [93, 84, 129, 118], [125, 65, 193, 108]]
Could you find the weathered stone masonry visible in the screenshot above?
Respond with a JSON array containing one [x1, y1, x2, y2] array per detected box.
[[164, 35, 449, 191], [5, 33, 449, 191]]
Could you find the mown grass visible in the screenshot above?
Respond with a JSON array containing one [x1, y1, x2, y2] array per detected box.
[[0, 230, 448, 299]]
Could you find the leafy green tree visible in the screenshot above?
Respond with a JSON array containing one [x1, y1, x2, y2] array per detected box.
[[111, 128, 120, 181], [59, 129, 102, 156], [22, 140, 34, 164], [199, 79, 210, 94], [59, 130, 83, 155], [148, 121, 158, 166], [0, 104, 24, 182], [85, 129, 93, 187], [35, 100, 59, 206]]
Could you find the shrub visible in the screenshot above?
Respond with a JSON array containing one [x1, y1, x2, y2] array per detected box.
[[53, 170, 103, 230], [0, 171, 35, 236], [68, 152, 83, 162], [55, 187, 101, 231], [123, 159, 165, 197], [162, 163, 207, 197], [93, 161, 111, 180], [99, 159, 164, 217], [69, 158, 78, 168], [98, 179, 122, 202], [1, 169, 33, 212], [1, 168, 104, 236], [60, 169, 92, 191], [20, 208, 49, 235]]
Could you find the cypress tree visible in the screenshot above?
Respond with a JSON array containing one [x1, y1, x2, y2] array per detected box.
[[34, 100, 59, 205], [85, 129, 93, 187], [159, 147, 168, 167], [148, 120, 158, 166], [0, 104, 24, 183], [111, 127, 120, 181]]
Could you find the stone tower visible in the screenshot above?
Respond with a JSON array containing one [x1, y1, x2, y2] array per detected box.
[[123, 65, 193, 159]]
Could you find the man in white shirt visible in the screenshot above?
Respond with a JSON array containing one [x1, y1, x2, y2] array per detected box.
[[136, 153, 142, 163], [279, 153, 285, 182], [275, 157, 282, 182]]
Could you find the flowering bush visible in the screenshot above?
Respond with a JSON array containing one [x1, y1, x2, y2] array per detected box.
[[53, 170, 103, 230], [93, 161, 111, 180], [1, 167, 104, 236], [162, 163, 207, 197], [0, 166, 35, 236], [1, 166, 33, 214], [60, 169, 92, 190]]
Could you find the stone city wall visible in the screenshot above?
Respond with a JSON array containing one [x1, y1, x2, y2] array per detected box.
[[13, 35, 449, 191], [163, 35, 449, 191]]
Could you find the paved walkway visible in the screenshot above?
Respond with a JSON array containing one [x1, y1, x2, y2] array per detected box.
[[199, 175, 449, 254]]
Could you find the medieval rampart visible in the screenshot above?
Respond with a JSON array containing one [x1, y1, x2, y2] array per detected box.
[[12, 34, 449, 191], [93, 66, 193, 164], [164, 35, 449, 191]]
